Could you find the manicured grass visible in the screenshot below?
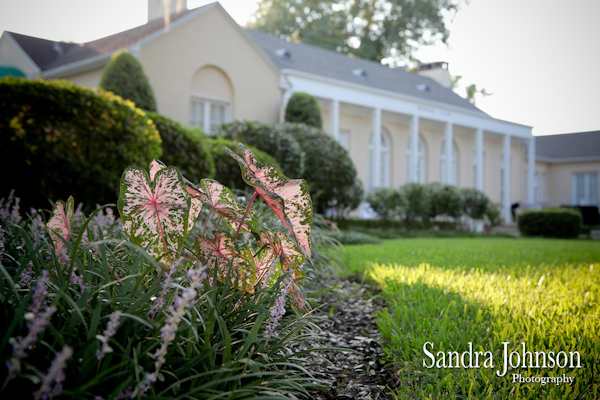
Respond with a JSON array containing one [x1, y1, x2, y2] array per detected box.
[[342, 238, 600, 399]]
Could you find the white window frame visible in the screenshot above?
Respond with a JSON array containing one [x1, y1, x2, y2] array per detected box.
[[369, 129, 391, 188], [189, 94, 232, 135], [440, 140, 458, 186], [572, 172, 598, 205], [338, 129, 350, 151], [406, 135, 426, 183]]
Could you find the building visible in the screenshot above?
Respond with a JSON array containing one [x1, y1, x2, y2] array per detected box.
[[0, 1, 536, 222], [534, 131, 600, 208]]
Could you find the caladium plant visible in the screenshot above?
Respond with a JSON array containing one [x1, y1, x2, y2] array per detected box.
[[227, 144, 313, 260], [118, 163, 191, 266], [46, 196, 75, 254]]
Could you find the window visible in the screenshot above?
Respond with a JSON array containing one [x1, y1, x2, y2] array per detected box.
[[440, 140, 458, 185], [369, 129, 391, 188], [189, 97, 230, 134], [573, 172, 598, 205], [406, 135, 426, 183], [338, 130, 350, 151]]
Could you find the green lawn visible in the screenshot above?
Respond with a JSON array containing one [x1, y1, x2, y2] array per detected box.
[[341, 238, 600, 399]]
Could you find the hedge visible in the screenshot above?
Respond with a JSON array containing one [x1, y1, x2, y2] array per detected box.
[[284, 92, 323, 128], [147, 111, 215, 184], [219, 120, 305, 178], [517, 208, 582, 238], [0, 77, 162, 211]]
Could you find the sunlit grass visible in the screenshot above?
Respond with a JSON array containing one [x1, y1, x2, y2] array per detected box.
[[342, 238, 600, 399]]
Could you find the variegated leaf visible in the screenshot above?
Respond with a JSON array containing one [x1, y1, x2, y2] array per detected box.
[[149, 159, 202, 233], [196, 231, 256, 293], [118, 166, 190, 265], [227, 145, 312, 259], [198, 179, 259, 234], [259, 229, 305, 281], [46, 196, 75, 253]]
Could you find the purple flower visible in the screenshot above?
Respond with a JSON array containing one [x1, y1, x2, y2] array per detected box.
[[0, 226, 5, 266], [18, 263, 35, 289], [264, 279, 290, 339], [34, 346, 73, 400], [95, 311, 123, 361]]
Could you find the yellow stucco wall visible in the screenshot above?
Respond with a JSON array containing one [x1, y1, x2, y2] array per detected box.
[[536, 160, 600, 206], [64, 67, 104, 89]]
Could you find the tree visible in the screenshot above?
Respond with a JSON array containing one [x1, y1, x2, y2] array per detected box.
[[249, 0, 462, 64], [285, 92, 323, 128], [100, 50, 157, 112]]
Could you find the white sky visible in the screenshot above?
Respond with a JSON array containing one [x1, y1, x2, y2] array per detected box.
[[1, 0, 599, 136]]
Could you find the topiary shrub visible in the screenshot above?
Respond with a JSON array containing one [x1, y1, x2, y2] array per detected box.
[[204, 137, 282, 191], [146, 111, 215, 184], [284, 92, 323, 128], [277, 123, 362, 215], [400, 182, 431, 228], [461, 187, 489, 220], [517, 208, 582, 238], [365, 188, 405, 223], [427, 183, 463, 221], [219, 120, 305, 178], [99, 49, 157, 112], [0, 77, 162, 211]]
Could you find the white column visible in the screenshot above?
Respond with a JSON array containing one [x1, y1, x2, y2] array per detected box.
[[330, 99, 340, 141], [444, 122, 453, 184], [410, 114, 419, 183], [503, 134, 512, 223], [475, 128, 484, 191], [528, 136, 536, 204], [372, 108, 382, 189]]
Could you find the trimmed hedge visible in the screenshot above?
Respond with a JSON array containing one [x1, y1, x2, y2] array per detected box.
[[219, 120, 305, 178], [147, 111, 215, 184], [99, 50, 157, 112], [284, 92, 323, 128], [276, 123, 363, 215], [204, 137, 282, 191], [517, 208, 582, 238], [0, 77, 162, 211]]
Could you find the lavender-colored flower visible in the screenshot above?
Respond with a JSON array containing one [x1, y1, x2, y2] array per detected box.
[[149, 260, 179, 318], [0, 190, 22, 224], [260, 257, 280, 289], [18, 263, 35, 289], [0, 226, 5, 266], [264, 280, 291, 339], [95, 311, 123, 361], [34, 345, 73, 400], [29, 270, 50, 314]]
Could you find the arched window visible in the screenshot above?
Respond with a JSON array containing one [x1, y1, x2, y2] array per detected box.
[[369, 129, 391, 188], [406, 135, 426, 183], [189, 65, 233, 134], [440, 140, 458, 186]]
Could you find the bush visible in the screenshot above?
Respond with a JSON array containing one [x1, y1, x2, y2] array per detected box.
[[276, 123, 362, 215], [518, 208, 582, 238], [461, 188, 489, 220], [426, 183, 463, 221], [204, 137, 282, 191], [400, 183, 430, 226], [284, 92, 323, 128], [328, 230, 382, 245], [365, 188, 405, 222], [147, 111, 215, 183], [0, 77, 162, 211], [219, 120, 305, 178], [99, 50, 157, 112]]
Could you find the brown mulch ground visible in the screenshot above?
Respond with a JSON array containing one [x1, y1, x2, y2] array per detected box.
[[302, 276, 400, 400]]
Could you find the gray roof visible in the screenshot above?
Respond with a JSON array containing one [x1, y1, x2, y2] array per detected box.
[[245, 29, 485, 114], [536, 131, 600, 162]]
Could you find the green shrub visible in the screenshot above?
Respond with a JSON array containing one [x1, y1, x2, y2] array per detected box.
[[518, 207, 582, 238], [400, 182, 430, 226], [328, 230, 382, 245], [204, 137, 282, 191], [277, 123, 362, 215], [365, 188, 405, 222], [461, 187, 489, 220], [0, 77, 162, 211], [99, 50, 157, 111], [485, 200, 503, 227], [284, 92, 323, 128], [147, 111, 215, 183], [219, 120, 305, 177], [426, 183, 463, 221]]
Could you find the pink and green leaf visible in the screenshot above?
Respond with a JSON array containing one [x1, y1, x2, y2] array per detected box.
[[259, 229, 305, 281], [227, 145, 312, 259], [118, 165, 190, 265], [198, 179, 259, 234], [46, 196, 75, 253], [196, 231, 256, 293]]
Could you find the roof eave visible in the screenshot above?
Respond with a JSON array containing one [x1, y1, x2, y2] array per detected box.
[[3, 32, 42, 78]]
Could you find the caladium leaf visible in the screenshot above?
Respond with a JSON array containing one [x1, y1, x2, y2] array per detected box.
[[118, 165, 190, 265], [227, 145, 312, 259], [259, 229, 305, 281], [196, 231, 256, 293], [46, 196, 75, 254], [197, 179, 259, 234], [149, 159, 203, 233]]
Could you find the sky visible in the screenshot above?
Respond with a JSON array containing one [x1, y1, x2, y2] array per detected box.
[[1, 0, 599, 136]]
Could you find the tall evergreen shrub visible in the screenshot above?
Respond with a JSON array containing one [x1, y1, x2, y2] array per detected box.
[[284, 92, 323, 128], [100, 50, 157, 112]]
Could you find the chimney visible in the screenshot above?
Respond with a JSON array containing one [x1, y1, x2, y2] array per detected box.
[[148, 0, 187, 22], [416, 62, 452, 88]]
